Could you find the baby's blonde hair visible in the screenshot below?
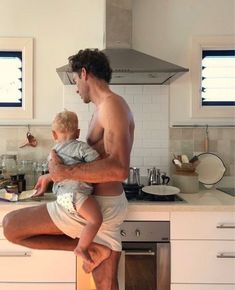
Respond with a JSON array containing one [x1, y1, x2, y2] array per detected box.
[[52, 110, 78, 133]]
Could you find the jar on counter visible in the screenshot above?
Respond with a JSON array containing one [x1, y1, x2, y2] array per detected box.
[[18, 160, 35, 190], [6, 184, 18, 195], [1, 154, 18, 177]]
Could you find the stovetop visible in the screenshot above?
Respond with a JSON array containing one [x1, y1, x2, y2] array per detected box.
[[124, 187, 186, 203], [217, 187, 235, 197]]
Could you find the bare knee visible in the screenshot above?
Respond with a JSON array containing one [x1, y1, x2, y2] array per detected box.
[[2, 211, 21, 243]]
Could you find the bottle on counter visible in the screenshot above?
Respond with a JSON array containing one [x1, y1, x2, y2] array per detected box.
[[18, 160, 35, 190], [17, 174, 26, 193]]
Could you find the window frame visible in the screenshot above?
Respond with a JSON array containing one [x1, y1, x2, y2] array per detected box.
[[0, 38, 33, 119], [191, 35, 235, 118]]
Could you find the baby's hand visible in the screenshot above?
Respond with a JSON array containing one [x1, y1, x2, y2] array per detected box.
[[34, 174, 52, 196]]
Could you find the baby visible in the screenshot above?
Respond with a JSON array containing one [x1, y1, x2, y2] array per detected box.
[[44, 110, 109, 266]]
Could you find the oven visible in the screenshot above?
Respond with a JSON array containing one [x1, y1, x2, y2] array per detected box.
[[118, 221, 170, 290]]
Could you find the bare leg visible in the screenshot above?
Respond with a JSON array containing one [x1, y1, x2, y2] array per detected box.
[[92, 250, 121, 290], [2, 204, 78, 250], [3, 204, 120, 290]]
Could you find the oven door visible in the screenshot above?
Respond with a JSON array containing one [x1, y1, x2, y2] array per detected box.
[[118, 242, 170, 290]]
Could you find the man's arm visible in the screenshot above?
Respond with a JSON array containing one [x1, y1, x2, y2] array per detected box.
[[49, 97, 133, 183]]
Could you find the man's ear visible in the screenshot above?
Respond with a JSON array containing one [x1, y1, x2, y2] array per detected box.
[[76, 129, 80, 139], [81, 67, 88, 80], [52, 130, 58, 140]]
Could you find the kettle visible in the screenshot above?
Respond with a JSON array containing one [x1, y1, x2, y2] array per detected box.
[[147, 167, 161, 185], [124, 167, 141, 186]]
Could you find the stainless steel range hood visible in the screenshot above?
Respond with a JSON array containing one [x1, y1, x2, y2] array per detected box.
[[56, 0, 188, 85]]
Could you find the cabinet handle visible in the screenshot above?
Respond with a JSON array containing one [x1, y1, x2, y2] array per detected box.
[[125, 250, 155, 256], [0, 251, 32, 257], [216, 224, 235, 229], [217, 253, 235, 259]]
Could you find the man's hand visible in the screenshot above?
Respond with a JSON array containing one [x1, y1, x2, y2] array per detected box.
[[48, 150, 65, 182], [34, 174, 52, 196]]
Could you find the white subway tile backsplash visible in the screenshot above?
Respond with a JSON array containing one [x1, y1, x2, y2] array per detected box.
[[134, 94, 152, 104], [123, 94, 134, 104], [110, 85, 125, 95], [63, 84, 170, 174], [143, 85, 162, 94], [125, 85, 143, 94], [142, 104, 160, 113]]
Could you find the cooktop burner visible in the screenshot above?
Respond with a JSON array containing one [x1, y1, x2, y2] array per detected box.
[[217, 187, 235, 197], [124, 188, 185, 203]]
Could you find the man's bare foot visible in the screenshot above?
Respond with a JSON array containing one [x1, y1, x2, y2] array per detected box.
[[74, 246, 94, 264], [82, 244, 111, 273]]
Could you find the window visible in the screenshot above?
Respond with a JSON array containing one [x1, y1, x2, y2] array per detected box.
[[201, 49, 235, 107], [191, 36, 235, 118], [0, 38, 33, 119], [0, 51, 23, 107]]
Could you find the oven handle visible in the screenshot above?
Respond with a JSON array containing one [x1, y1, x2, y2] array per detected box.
[[125, 250, 155, 256]]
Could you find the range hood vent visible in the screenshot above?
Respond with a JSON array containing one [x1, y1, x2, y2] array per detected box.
[[56, 0, 188, 85]]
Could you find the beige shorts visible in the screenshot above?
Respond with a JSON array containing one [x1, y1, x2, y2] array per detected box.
[[47, 192, 128, 251]]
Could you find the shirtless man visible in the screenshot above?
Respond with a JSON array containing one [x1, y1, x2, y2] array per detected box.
[[3, 48, 134, 290]]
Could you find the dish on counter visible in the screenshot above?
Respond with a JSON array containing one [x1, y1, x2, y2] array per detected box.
[[196, 153, 226, 188], [142, 185, 180, 196]]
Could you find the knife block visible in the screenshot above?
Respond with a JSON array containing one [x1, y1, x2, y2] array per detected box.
[[172, 172, 199, 193]]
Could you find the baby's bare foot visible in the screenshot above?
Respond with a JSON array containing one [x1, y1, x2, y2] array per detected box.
[[74, 246, 94, 264], [82, 243, 111, 273]]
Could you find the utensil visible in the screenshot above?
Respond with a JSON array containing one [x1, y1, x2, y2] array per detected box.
[[123, 167, 140, 186], [147, 167, 161, 185], [161, 173, 170, 185], [195, 152, 226, 188], [19, 126, 37, 148], [142, 185, 180, 196]]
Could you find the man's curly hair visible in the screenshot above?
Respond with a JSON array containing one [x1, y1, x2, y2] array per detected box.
[[68, 48, 112, 83]]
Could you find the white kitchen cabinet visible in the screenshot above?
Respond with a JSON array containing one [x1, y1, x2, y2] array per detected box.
[[0, 205, 76, 288], [170, 211, 235, 289], [0, 283, 75, 290], [171, 284, 235, 290]]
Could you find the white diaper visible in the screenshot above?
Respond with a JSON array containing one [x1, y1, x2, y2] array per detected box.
[[57, 193, 76, 214], [56, 192, 89, 214]]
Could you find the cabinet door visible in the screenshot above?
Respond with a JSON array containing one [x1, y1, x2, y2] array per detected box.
[[171, 240, 235, 284], [0, 210, 10, 239], [0, 283, 76, 290], [0, 240, 76, 282], [171, 284, 235, 290], [171, 212, 235, 240]]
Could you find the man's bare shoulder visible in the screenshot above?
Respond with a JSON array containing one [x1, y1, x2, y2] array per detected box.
[[101, 93, 131, 114]]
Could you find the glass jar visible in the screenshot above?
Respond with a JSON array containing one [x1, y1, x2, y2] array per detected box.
[[1, 154, 18, 177], [18, 160, 35, 190]]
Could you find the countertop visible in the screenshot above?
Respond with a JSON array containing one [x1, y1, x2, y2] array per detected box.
[[0, 189, 234, 216]]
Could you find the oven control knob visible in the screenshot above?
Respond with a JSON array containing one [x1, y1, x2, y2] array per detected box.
[[120, 230, 126, 237], [135, 229, 140, 237]]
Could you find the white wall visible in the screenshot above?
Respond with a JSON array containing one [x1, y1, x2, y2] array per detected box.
[[0, 0, 105, 123], [132, 0, 235, 125], [63, 85, 170, 176]]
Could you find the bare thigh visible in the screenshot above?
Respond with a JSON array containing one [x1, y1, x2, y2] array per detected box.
[[3, 204, 63, 241]]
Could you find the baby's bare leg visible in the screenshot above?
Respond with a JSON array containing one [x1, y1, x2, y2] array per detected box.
[[74, 196, 104, 264]]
